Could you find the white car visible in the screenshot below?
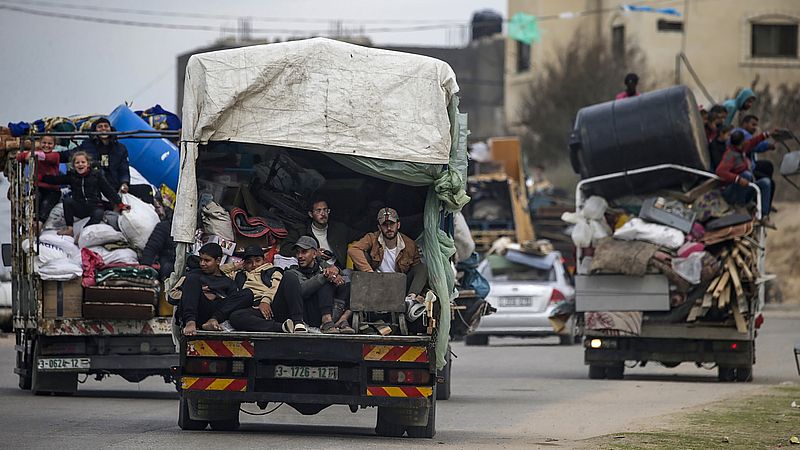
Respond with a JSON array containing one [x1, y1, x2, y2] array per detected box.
[[466, 250, 577, 346]]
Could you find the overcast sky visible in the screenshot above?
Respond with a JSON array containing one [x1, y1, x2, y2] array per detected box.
[[0, 0, 507, 124]]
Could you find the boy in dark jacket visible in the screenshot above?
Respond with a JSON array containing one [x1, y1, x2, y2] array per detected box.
[[42, 151, 129, 236], [15, 134, 61, 227], [715, 129, 776, 228], [708, 125, 733, 172]]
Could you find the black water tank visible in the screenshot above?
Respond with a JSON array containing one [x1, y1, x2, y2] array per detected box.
[[471, 10, 502, 41], [568, 85, 709, 199]]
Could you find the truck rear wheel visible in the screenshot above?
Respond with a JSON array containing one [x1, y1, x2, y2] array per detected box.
[[717, 366, 736, 382], [406, 399, 436, 438], [465, 334, 488, 346], [606, 364, 625, 380], [178, 396, 209, 431], [736, 366, 753, 382], [588, 365, 606, 379], [375, 407, 406, 437]]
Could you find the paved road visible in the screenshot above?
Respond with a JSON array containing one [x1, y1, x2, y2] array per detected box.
[[0, 308, 797, 449]]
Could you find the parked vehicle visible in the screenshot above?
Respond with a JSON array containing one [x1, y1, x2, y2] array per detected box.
[[172, 38, 468, 437], [466, 250, 576, 346]]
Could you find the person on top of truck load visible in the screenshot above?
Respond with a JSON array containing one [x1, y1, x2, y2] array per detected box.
[[62, 117, 131, 194], [722, 88, 756, 127], [140, 200, 176, 281], [715, 128, 777, 229], [708, 124, 734, 171], [15, 134, 62, 230], [737, 114, 777, 211], [226, 245, 307, 333], [288, 235, 352, 334], [180, 243, 255, 336], [41, 151, 129, 236], [615, 73, 640, 100], [348, 207, 428, 298]]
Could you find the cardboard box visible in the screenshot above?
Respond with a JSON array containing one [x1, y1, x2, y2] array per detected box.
[[42, 279, 83, 318]]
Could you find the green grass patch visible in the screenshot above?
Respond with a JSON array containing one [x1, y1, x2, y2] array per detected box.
[[591, 385, 800, 450]]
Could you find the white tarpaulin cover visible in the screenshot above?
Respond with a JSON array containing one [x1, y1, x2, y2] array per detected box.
[[174, 37, 459, 243]]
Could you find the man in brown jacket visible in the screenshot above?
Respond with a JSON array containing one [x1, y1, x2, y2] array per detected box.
[[347, 207, 428, 296]]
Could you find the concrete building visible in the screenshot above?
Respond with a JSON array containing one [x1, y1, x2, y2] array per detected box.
[[505, 0, 800, 128]]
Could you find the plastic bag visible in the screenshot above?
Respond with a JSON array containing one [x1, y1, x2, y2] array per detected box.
[[43, 202, 66, 230], [38, 231, 80, 262], [582, 196, 608, 220], [613, 218, 685, 249], [118, 193, 160, 250], [78, 223, 126, 248], [571, 221, 593, 248], [201, 201, 235, 241], [671, 251, 705, 285]]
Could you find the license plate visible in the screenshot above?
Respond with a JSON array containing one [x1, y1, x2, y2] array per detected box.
[[498, 296, 533, 307], [37, 357, 91, 371], [274, 365, 338, 380]]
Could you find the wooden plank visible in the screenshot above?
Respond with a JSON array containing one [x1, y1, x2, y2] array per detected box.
[[732, 306, 748, 333], [711, 270, 731, 300], [734, 254, 754, 280], [726, 260, 744, 299]]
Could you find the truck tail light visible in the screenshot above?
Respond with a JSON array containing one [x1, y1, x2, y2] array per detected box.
[[549, 289, 566, 305], [387, 369, 431, 385], [184, 358, 230, 375]]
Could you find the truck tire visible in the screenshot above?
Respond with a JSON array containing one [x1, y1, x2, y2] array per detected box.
[[606, 364, 625, 380], [16, 332, 32, 390], [178, 396, 209, 431], [436, 348, 452, 400], [375, 407, 406, 437], [588, 365, 606, 379], [209, 417, 240, 431], [465, 334, 488, 346], [406, 399, 436, 438], [717, 366, 736, 382], [736, 366, 753, 382]]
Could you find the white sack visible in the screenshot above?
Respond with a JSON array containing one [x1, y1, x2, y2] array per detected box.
[[38, 231, 80, 262], [43, 202, 66, 230], [453, 211, 475, 263], [582, 196, 608, 220], [36, 259, 82, 281], [613, 218, 685, 249], [78, 223, 126, 249], [201, 202, 235, 242], [571, 221, 593, 248], [118, 193, 160, 250], [72, 217, 91, 240], [87, 246, 139, 265]]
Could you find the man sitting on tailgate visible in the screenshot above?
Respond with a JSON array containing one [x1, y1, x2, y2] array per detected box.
[[347, 207, 428, 297], [180, 243, 253, 336], [227, 245, 308, 333]]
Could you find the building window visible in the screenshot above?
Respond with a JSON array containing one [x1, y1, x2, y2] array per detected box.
[[657, 19, 683, 32], [751, 23, 798, 58], [612, 25, 625, 59], [516, 40, 531, 72]]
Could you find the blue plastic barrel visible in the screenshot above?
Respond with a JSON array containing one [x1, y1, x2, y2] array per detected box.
[[108, 104, 179, 191]]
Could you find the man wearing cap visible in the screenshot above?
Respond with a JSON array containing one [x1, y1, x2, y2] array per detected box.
[[227, 245, 308, 333], [180, 243, 253, 336], [348, 207, 428, 296], [61, 117, 131, 193], [288, 236, 354, 334]]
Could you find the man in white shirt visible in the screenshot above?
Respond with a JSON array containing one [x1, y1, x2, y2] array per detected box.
[[347, 207, 428, 296]]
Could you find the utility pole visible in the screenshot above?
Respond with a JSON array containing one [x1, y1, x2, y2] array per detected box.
[[238, 17, 252, 42]]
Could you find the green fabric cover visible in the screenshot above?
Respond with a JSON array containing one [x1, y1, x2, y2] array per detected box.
[[326, 98, 470, 369]]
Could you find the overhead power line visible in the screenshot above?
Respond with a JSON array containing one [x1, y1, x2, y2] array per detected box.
[[0, 0, 466, 24]]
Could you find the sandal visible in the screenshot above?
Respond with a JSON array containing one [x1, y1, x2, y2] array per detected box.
[[321, 321, 340, 334], [293, 322, 308, 333], [337, 323, 356, 334]]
